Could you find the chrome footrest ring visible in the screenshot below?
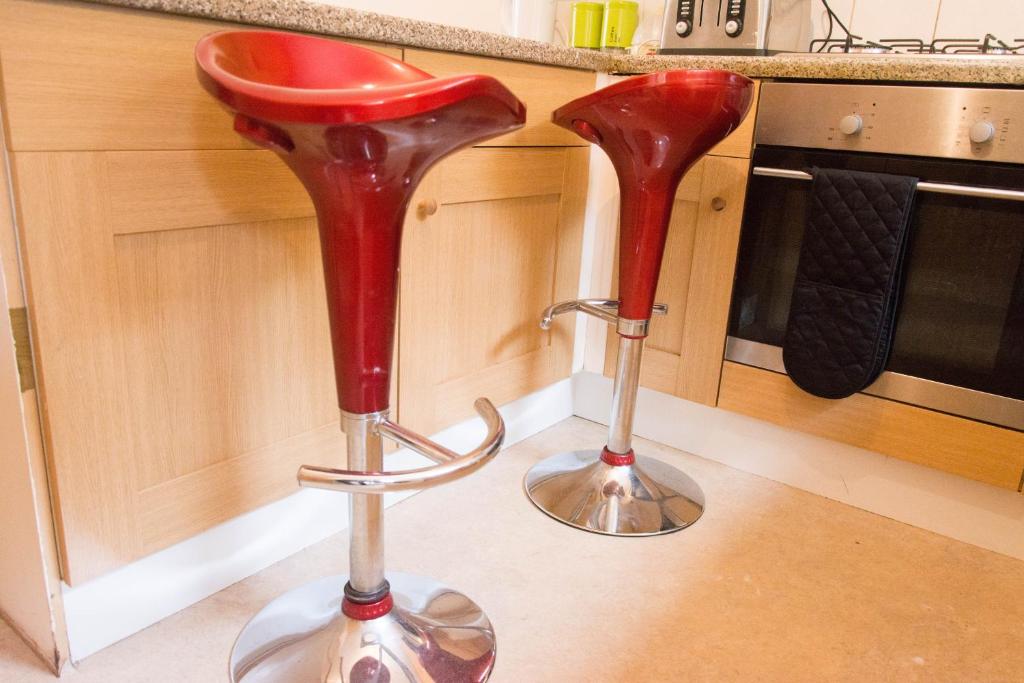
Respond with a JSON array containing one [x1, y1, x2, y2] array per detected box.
[[298, 398, 505, 494]]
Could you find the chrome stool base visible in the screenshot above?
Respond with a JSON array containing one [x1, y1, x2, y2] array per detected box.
[[524, 450, 705, 536], [229, 572, 496, 683]]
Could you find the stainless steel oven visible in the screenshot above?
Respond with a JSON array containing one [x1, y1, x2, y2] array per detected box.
[[728, 82, 1024, 431]]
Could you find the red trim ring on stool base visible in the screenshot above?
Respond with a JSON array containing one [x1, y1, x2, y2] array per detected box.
[[342, 593, 394, 621], [600, 447, 635, 467], [197, 30, 521, 682], [525, 70, 754, 537]]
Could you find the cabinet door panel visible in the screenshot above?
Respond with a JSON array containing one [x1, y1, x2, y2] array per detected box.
[[603, 161, 705, 394], [430, 196, 559, 384], [675, 155, 750, 404], [137, 424, 342, 552], [645, 201, 699, 356], [604, 155, 750, 405], [13, 152, 138, 581], [115, 219, 335, 488], [13, 151, 345, 583], [400, 147, 587, 435], [107, 151, 313, 235]]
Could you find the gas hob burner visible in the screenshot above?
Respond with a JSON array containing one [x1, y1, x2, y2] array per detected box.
[[932, 34, 1023, 55], [848, 45, 890, 54], [809, 35, 893, 54], [877, 38, 930, 54], [805, 33, 1023, 57]]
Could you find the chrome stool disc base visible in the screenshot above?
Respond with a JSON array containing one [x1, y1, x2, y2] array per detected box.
[[229, 572, 496, 683], [524, 450, 705, 536]]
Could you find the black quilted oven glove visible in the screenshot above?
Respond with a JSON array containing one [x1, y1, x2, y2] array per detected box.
[[782, 168, 918, 399]]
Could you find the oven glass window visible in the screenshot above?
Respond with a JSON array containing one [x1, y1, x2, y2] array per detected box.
[[730, 147, 1024, 401]]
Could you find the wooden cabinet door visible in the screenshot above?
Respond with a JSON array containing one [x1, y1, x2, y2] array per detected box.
[[11, 151, 362, 584], [399, 147, 587, 436], [604, 154, 750, 406], [1, 0, 406, 584]]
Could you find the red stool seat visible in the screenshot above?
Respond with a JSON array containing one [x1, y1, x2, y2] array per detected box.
[[197, 30, 524, 126], [197, 30, 525, 415]]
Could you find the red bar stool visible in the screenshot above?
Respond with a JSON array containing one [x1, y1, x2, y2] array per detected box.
[[525, 70, 753, 536], [196, 30, 525, 682]]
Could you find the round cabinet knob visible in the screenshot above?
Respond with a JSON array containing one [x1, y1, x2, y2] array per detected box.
[[417, 199, 438, 218], [969, 120, 995, 144], [724, 19, 741, 36], [675, 20, 690, 35], [838, 114, 863, 136]]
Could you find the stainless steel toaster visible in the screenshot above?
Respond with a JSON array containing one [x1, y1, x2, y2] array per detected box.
[[660, 0, 814, 54]]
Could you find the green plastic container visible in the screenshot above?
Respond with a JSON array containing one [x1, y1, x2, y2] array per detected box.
[[571, 2, 604, 49], [601, 0, 639, 51]]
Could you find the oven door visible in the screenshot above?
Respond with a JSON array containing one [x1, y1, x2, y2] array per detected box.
[[728, 146, 1024, 430]]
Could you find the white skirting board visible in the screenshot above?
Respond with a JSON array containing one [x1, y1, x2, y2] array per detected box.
[[61, 378, 574, 662], [573, 371, 1024, 562]]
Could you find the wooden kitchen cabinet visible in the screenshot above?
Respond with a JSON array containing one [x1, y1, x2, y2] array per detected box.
[[1, 0, 343, 584], [11, 148, 347, 584], [400, 147, 587, 436], [0, 0, 591, 583]]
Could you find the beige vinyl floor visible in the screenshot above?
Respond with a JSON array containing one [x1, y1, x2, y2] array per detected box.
[[2, 417, 1023, 682]]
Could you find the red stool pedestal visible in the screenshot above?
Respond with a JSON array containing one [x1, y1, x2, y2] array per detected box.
[[525, 71, 753, 536], [196, 30, 524, 682]]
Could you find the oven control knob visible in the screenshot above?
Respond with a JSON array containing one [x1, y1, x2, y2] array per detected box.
[[725, 19, 741, 36], [675, 20, 690, 35], [969, 120, 995, 144], [838, 114, 863, 136]]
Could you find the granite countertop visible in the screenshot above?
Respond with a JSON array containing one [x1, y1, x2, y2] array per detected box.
[[89, 0, 1024, 86], [615, 53, 1024, 86]]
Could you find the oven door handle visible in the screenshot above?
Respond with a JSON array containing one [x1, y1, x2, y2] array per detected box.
[[751, 166, 1024, 203]]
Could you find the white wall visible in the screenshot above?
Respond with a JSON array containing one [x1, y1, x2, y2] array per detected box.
[[933, 1, 1024, 39], [812, 0, 1024, 44]]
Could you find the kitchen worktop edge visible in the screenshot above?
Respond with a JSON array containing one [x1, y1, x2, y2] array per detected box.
[[79, 0, 1024, 85]]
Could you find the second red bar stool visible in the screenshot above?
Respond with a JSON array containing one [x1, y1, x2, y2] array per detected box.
[[196, 30, 525, 682], [525, 70, 754, 536]]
